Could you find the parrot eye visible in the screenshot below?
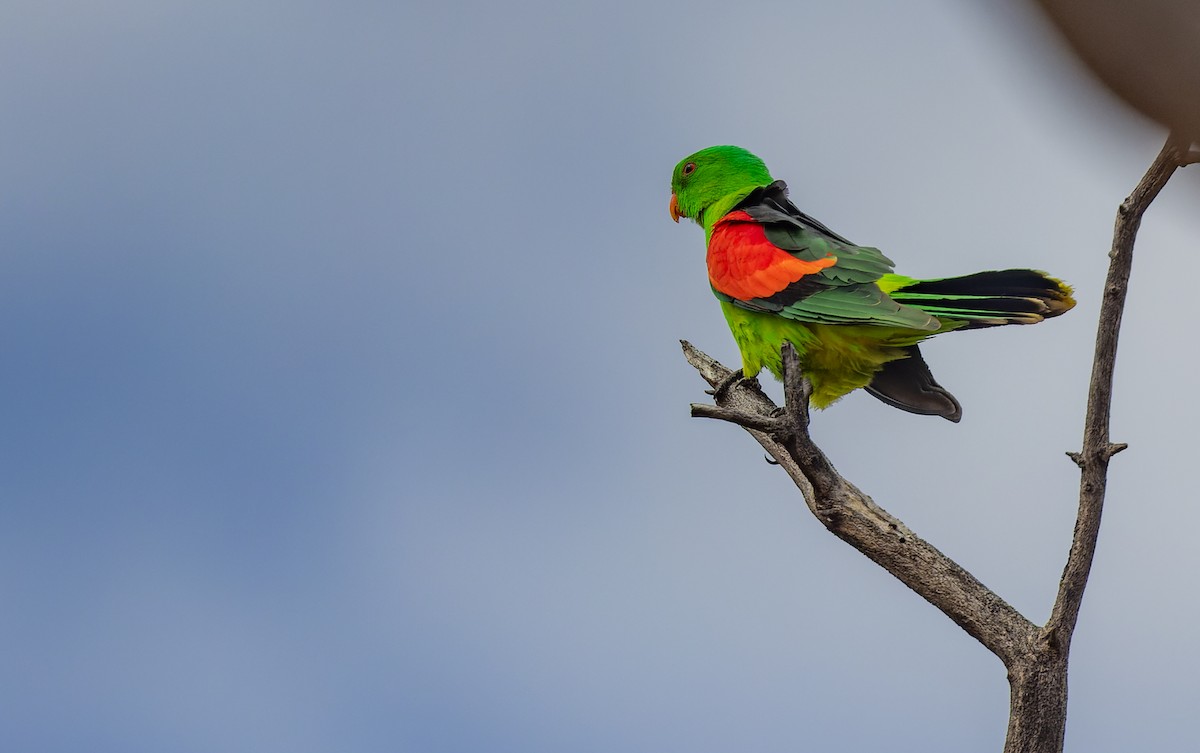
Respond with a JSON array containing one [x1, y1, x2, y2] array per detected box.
[[682, 162, 696, 176]]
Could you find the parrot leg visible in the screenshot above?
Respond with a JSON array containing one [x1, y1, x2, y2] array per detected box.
[[706, 369, 747, 402]]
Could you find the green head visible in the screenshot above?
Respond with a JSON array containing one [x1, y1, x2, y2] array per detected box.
[[669, 145, 774, 232]]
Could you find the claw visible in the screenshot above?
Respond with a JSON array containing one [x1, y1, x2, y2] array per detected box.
[[705, 369, 746, 402]]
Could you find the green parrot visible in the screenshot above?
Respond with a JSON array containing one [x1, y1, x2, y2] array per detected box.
[[670, 145, 1074, 422]]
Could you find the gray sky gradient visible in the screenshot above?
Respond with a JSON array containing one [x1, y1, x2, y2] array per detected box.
[[2, 1, 1198, 751]]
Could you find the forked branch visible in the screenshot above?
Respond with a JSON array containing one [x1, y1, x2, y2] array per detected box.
[[683, 339, 1037, 666], [680, 134, 1195, 752]]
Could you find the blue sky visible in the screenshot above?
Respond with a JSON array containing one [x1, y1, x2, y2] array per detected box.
[[2, 1, 1198, 751]]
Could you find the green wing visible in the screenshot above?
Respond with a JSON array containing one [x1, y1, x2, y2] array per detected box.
[[722, 182, 938, 331]]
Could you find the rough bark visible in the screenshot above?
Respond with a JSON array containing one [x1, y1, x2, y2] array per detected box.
[[681, 135, 1193, 752]]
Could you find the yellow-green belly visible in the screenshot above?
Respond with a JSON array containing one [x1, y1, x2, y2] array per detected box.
[[720, 301, 941, 408]]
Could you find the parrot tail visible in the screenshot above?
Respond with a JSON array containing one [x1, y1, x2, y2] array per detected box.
[[865, 345, 962, 422], [886, 269, 1076, 329]]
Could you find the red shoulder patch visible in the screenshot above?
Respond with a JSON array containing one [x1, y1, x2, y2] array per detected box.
[[707, 211, 837, 300]]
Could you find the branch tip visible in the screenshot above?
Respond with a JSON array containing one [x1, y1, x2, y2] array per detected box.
[[681, 341, 731, 389]]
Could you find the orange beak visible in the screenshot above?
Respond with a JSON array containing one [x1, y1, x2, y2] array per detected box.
[[669, 193, 682, 222]]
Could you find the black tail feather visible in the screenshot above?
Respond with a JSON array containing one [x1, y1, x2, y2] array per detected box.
[[866, 345, 962, 422], [890, 269, 1075, 330]]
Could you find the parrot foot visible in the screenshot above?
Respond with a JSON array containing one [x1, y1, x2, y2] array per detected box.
[[706, 369, 748, 402]]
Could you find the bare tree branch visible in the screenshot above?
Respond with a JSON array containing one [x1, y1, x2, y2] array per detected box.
[[1043, 135, 1189, 649], [680, 340, 1037, 667]]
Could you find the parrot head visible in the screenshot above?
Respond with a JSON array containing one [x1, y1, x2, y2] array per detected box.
[[669, 145, 773, 231]]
